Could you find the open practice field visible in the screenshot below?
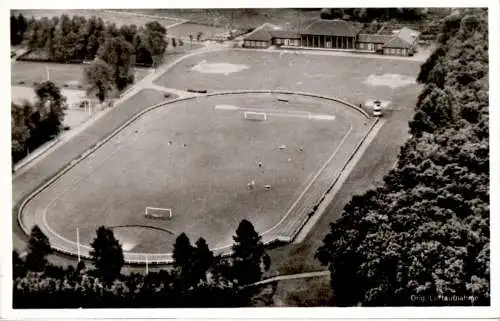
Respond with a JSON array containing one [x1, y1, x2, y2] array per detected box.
[[20, 92, 373, 260], [12, 9, 181, 29], [155, 50, 422, 108], [12, 61, 152, 90]]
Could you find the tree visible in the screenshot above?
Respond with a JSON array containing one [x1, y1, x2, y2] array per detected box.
[[231, 220, 269, 286], [192, 237, 214, 283], [90, 226, 124, 282], [98, 36, 135, 91], [33, 81, 67, 139], [25, 225, 53, 272], [85, 59, 114, 102], [11, 102, 31, 156], [141, 21, 168, 69]]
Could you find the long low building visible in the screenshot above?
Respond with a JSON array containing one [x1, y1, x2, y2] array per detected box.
[[243, 19, 420, 57]]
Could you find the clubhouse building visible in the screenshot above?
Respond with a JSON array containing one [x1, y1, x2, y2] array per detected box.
[[242, 19, 420, 57]]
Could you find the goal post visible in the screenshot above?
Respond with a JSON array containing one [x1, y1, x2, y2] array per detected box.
[[145, 207, 172, 220], [243, 111, 267, 121]]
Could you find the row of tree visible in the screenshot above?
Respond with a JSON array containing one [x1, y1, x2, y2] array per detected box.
[[19, 14, 170, 67], [319, 8, 429, 22], [13, 219, 270, 308], [316, 8, 489, 306], [11, 81, 67, 164], [10, 13, 29, 46]]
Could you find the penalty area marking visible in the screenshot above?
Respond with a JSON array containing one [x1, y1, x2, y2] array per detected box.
[[214, 105, 335, 121]]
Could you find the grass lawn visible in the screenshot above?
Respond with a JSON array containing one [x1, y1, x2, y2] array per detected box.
[[12, 61, 87, 89], [12, 9, 180, 29], [166, 22, 226, 40], [21, 93, 370, 257], [119, 9, 319, 32], [155, 50, 422, 107], [270, 276, 332, 306], [12, 61, 153, 90], [13, 89, 173, 254]]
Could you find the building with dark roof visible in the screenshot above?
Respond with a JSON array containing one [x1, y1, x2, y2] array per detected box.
[[299, 19, 363, 49], [242, 20, 421, 56], [243, 23, 300, 48]]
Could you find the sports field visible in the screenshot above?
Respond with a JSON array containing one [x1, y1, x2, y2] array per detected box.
[[12, 9, 181, 29], [12, 61, 152, 90], [20, 92, 373, 258], [155, 50, 422, 108]]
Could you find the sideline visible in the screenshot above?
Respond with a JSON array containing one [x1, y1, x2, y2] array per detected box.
[[294, 118, 386, 243]]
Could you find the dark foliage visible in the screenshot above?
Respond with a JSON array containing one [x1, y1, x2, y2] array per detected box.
[[11, 81, 67, 164], [90, 226, 125, 283], [316, 8, 489, 306], [14, 219, 268, 308]]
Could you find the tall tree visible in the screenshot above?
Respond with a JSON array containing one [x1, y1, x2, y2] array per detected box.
[[84, 59, 114, 102], [98, 36, 135, 90], [141, 21, 167, 69], [231, 220, 269, 286], [192, 237, 214, 283], [11, 102, 31, 156], [25, 225, 53, 272], [90, 226, 124, 282], [33, 81, 67, 140]]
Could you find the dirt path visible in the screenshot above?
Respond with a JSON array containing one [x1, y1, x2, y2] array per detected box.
[[251, 270, 329, 287]]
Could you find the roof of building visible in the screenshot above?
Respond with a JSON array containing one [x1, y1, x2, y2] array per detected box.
[[271, 30, 300, 39], [383, 27, 420, 48], [243, 23, 281, 41], [357, 34, 394, 43], [301, 19, 362, 37]]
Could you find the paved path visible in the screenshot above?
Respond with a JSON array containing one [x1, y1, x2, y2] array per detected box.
[[250, 270, 329, 287], [13, 43, 224, 178], [11, 44, 228, 256], [231, 46, 431, 62]]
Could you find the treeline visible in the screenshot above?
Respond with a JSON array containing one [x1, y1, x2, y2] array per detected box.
[[14, 13, 176, 67], [11, 81, 66, 165], [319, 8, 429, 22], [316, 8, 489, 306], [13, 219, 270, 308], [10, 13, 29, 45]]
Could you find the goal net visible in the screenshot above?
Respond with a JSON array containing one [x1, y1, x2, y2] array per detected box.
[[244, 111, 267, 121], [145, 207, 172, 220]]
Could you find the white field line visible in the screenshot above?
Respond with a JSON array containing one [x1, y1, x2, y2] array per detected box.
[[38, 120, 153, 252], [214, 105, 336, 121], [259, 120, 353, 238], [19, 90, 372, 263], [293, 118, 386, 243]]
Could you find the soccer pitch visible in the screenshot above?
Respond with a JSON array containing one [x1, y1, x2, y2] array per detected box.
[[19, 92, 374, 261]]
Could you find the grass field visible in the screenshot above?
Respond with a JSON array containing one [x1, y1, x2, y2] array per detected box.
[[155, 50, 422, 107], [119, 9, 319, 32], [11, 61, 152, 90], [20, 92, 370, 256], [12, 9, 181, 29]]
